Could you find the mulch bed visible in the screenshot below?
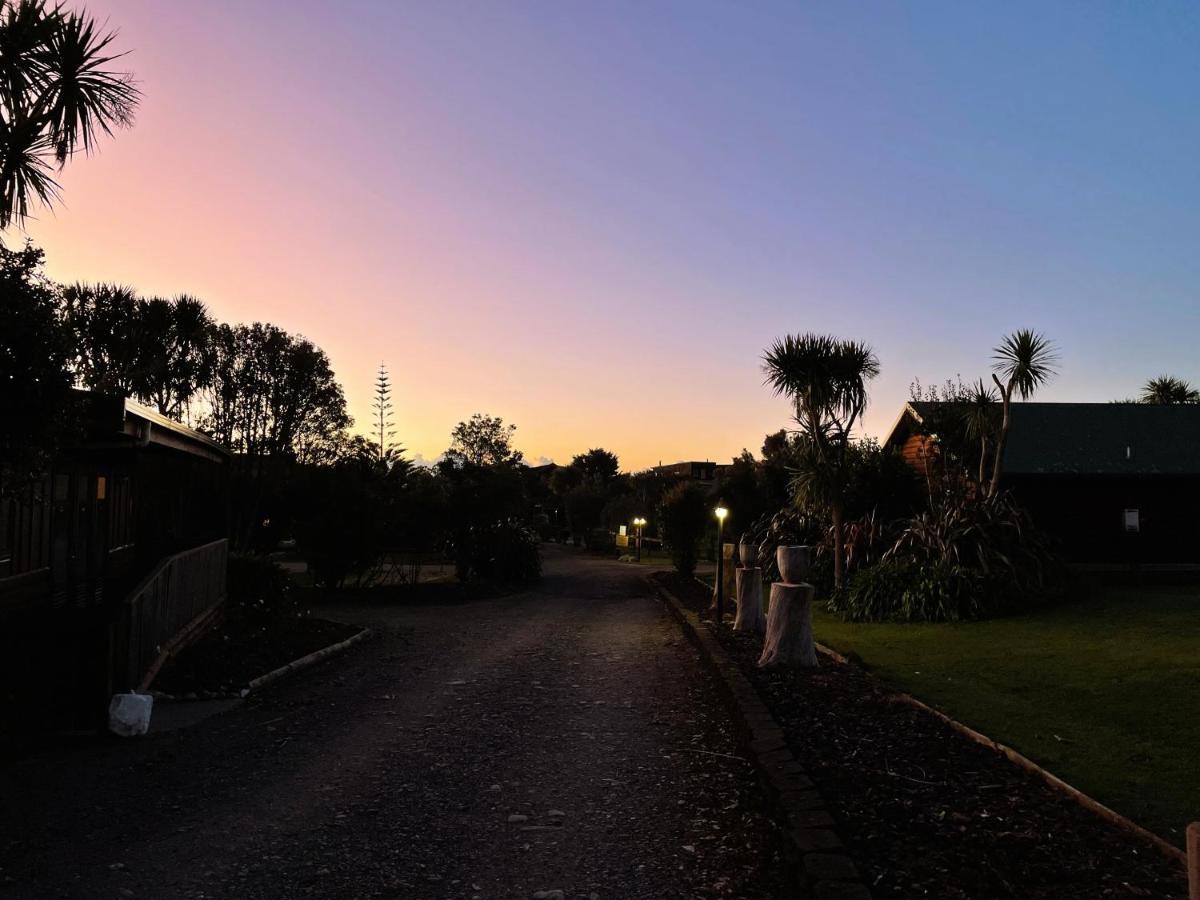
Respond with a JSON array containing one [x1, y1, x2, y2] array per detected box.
[[153, 614, 361, 696], [650, 571, 1188, 900]]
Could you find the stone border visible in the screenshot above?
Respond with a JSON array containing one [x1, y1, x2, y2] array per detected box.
[[652, 578, 871, 900], [814, 641, 1188, 867], [151, 627, 374, 701]]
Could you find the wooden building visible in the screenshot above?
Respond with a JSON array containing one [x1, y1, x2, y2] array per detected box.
[[0, 393, 230, 733], [885, 402, 1200, 566]]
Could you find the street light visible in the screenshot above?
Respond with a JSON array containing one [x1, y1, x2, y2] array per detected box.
[[632, 517, 646, 562], [715, 501, 729, 624]]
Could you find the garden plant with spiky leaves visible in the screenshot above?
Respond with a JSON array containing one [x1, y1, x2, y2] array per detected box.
[[763, 333, 880, 588], [0, 0, 139, 230], [988, 329, 1058, 497], [1140, 375, 1199, 405]]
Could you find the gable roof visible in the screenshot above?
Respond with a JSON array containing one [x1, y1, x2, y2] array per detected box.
[[885, 402, 1200, 476]]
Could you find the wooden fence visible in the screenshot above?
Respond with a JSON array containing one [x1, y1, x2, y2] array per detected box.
[[118, 538, 228, 691]]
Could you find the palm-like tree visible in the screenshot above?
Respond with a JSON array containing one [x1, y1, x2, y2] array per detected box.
[[988, 329, 1058, 497], [1140, 375, 1199, 405], [961, 378, 999, 488], [0, 0, 139, 230], [763, 333, 881, 588]]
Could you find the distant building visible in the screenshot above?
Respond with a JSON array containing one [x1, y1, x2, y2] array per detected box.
[[650, 460, 720, 483], [885, 401, 1200, 565]]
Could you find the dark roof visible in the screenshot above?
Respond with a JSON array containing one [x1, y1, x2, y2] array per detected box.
[[74, 391, 229, 463], [887, 402, 1200, 476]]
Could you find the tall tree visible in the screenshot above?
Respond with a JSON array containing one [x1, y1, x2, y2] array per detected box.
[[201, 322, 350, 463], [135, 295, 214, 419], [762, 333, 880, 589], [988, 330, 1058, 498], [570, 447, 619, 488], [0, 0, 139, 230], [0, 240, 71, 489], [373, 362, 396, 461], [1140, 375, 1199, 405], [60, 281, 143, 395], [443, 413, 523, 468]]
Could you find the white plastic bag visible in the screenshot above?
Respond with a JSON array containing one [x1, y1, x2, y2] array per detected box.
[[108, 692, 153, 737]]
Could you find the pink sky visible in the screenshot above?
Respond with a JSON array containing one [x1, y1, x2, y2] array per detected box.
[[21, 2, 1200, 467], [24, 1, 802, 469]]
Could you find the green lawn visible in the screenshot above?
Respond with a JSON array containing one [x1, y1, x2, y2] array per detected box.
[[812, 584, 1200, 845]]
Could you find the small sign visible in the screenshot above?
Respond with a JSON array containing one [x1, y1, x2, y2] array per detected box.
[[1123, 509, 1140, 533], [619, 525, 627, 536]]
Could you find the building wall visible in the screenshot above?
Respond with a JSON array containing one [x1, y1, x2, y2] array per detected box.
[[1010, 474, 1200, 565]]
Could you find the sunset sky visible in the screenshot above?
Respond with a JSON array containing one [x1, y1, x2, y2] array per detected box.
[[21, 1, 1200, 470]]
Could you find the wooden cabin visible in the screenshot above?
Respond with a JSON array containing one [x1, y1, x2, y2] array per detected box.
[[885, 402, 1200, 566], [0, 393, 230, 734]]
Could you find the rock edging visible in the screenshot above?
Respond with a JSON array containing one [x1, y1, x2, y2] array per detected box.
[[152, 627, 374, 701], [651, 577, 871, 900]]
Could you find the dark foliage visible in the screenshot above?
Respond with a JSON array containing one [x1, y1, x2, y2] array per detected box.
[[659, 481, 708, 577], [0, 0, 140, 228], [0, 241, 74, 491], [226, 553, 294, 622], [828, 489, 1067, 622]]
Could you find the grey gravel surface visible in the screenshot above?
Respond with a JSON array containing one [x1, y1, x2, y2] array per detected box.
[[0, 545, 784, 899]]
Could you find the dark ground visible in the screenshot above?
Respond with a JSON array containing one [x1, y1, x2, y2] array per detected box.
[[652, 572, 1189, 900], [0, 546, 784, 900]]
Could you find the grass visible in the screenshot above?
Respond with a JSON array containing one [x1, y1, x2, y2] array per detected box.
[[812, 583, 1200, 845]]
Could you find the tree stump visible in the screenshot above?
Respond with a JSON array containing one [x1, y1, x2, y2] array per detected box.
[[758, 581, 818, 668], [734, 567, 765, 634]]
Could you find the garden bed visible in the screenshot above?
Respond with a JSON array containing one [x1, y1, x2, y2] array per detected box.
[[153, 614, 361, 696], [650, 572, 1187, 900]]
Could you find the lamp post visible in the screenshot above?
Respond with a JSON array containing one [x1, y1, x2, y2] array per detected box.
[[715, 501, 729, 624], [633, 517, 646, 562]]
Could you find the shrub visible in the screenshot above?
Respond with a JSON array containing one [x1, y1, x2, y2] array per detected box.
[[660, 482, 709, 577], [227, 554, 294, 622], [455, 522, 541, 583], [828, 491, 1066, 622], [828, 559, 1003, 622]]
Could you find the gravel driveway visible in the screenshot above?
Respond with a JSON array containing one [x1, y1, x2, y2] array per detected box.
[[0, 545, 783, 899]]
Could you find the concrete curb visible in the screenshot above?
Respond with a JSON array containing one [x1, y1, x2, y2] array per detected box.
[[651, 577, 872, 900], [813, 641, 1188, 866], [152, 627, 374, 701]]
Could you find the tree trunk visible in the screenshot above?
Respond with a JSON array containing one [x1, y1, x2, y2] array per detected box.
[[734, 567, 765, 634], [831, 501, 845, 589], [758, 582, 818, 668], [988, 377, 1012, 498]]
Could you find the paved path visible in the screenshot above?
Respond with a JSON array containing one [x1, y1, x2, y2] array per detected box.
[[0, 546, 783, 899]]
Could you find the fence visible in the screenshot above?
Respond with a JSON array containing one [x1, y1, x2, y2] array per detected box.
[[118, 538, 228, 691]]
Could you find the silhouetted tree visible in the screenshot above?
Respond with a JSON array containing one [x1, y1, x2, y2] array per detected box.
[[570, 447, 619, 488], [443, 413, 523, 468], [0, 241, 72, 489], [763, 333, 881, 588], [135, 295, 215, 419], [659, 481, 708, 577], [988, 330, 1058, 497], [0, 0, 140, 229], [60, 282, 143, 395], [1140, 375, 1199, 405], [373, 362, 396, 461], [201, 323, 349, 463]]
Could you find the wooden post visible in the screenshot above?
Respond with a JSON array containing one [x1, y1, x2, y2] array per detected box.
[[734, 567, 765, 634], [1188, 821, 1199, 900]]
